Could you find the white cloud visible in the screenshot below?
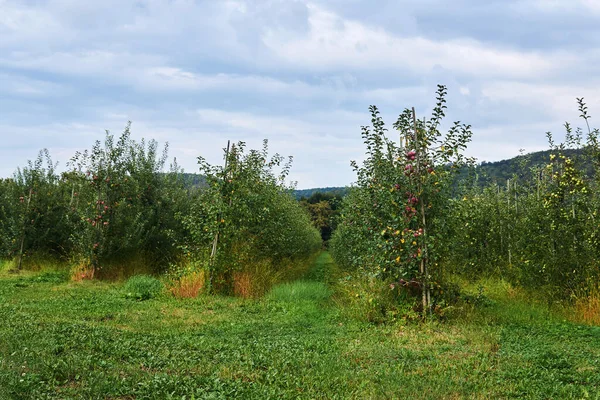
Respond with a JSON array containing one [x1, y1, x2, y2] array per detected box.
[[0, 0, 599, 188], [581, 0, 600, 12], [0, 50, 162, 81], [0, 72, 68, 97], [261, 4, 572, 79], [0, 2, 66, 46], [137, 67, 328, 98], [481, 81, 600, 119], [523, 0, 600, 13]]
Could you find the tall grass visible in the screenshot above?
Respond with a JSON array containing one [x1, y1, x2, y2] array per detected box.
[[229, 253, 320, 298], [123, 275, 164, 300], [568, 285, 600, 326], [170, 270, 206, 299]]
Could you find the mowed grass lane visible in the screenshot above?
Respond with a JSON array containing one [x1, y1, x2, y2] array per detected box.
[[0, 254, 600, 399]]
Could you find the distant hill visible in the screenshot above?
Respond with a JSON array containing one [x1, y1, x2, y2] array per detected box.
[[294, 187, 349, 200], [176, 174, 349, 199], [292, 149, 591, 197], [175, 148, 593, 197], [180, 173, 206, 189], [466, 148, 591, 187]]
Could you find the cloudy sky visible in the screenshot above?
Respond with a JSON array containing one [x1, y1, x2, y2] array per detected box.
[[1, 0, 599, 188]]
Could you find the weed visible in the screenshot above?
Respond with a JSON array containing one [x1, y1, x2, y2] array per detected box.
[[70, 262, 95, 282], [123, 275, 163, 301], [233, 271, 253, 298]]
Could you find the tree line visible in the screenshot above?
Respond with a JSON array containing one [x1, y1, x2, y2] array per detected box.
[[330, 87, 600, 320], [0, 128, 321, 295]]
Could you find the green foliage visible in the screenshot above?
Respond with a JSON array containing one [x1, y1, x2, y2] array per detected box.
[[25, 271, 70, 284], [299, 191, 343, 243], [0, 150, 73, 262], [0, 123, 321, 299], [331, 85, 474, 314], [182, 140, 321, 294], [0, 125, 190, 279], [123, 275, 164, 300], [293, 186, 348, 200], [66, 125, 188, 274], [0, 178, 21, 258], [447, 98, 600, 299]]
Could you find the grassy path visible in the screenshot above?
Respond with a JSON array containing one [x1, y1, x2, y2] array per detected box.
[[1, 254, 600, 398], [266, 251, 335, 302]]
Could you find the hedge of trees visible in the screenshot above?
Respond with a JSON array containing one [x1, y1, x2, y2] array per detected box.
[[331, 88, 600, 318], [0, 127, 321, 294], [3, 90, 599, 307], [446, 100, 600, 299]]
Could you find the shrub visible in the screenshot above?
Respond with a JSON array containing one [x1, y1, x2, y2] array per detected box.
[[123, 275, 163, 300], [0, 150, 73, 265], [445, 98, 600, 299], [30, 270, 70, 284], [71, 262, 96, 281]]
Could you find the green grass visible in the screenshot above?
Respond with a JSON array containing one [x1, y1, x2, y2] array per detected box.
[[122, 274, 164, 301], [266, 252, 333, 303], [0, 253, 599, 399]]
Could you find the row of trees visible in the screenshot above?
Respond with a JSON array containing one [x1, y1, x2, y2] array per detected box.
[[4, 88, 598, 305], [0, 127, 188, 275], [331, 87, 600, 318], [447, 100, 600, 298], [0, 127, 321, 293]]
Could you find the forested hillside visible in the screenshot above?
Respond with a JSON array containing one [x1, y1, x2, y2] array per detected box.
[[468, 148, 589, 187]]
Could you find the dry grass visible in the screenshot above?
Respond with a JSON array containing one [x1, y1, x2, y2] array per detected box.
[[70, 262, 95, 281], [94, 256, 155, 281], [572, 291, 600, 325], [233, 271, 253, 298], [170, 270, 205, 299]]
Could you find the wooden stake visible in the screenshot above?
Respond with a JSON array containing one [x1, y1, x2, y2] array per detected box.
[[92, 173, 103, 275], [514, 181, 518, 213], [209, 140, 231, 289], [537, 170, 541, 201], [412, 107, 430, 315], [70, 183, 75, 207]]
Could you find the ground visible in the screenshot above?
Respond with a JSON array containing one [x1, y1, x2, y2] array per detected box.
[[0, 253, 599, 399]]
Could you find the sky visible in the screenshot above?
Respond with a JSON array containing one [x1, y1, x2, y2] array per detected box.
[[1, 0, 599, 189]]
